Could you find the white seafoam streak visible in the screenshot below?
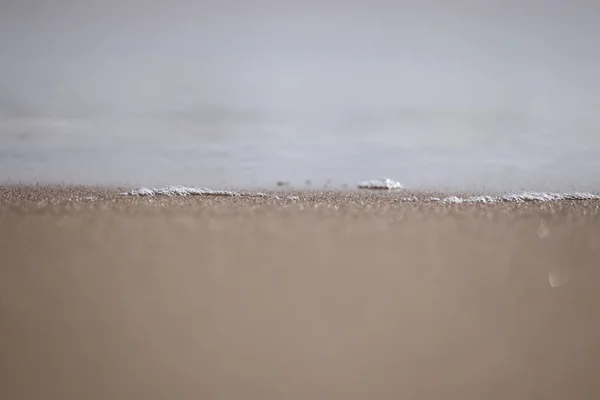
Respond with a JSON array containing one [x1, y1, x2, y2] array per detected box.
[[121, 184, 600, 204], [1, 1, 600, 190]]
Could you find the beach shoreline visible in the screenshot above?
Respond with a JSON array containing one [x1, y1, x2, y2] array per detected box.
[[1, 185, 599, 399]]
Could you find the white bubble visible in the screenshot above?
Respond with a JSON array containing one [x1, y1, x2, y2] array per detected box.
[[548, 269, 569, 288], [537, 220, 549, 238]]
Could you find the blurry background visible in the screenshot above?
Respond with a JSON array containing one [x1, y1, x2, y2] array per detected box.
[[1, 0, 599, 191]]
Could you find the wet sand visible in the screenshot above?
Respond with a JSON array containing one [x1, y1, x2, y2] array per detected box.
[[1, 186, 600, 400]]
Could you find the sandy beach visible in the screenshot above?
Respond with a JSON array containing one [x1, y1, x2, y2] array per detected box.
[[1, 185, 600, 400]]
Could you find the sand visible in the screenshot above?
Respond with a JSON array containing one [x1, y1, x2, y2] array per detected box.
[[1, 185, 600, 400]]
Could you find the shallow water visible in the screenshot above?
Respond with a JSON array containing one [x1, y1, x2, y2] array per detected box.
[[2, 116, 599, 192], [2, 1, 600, 192]]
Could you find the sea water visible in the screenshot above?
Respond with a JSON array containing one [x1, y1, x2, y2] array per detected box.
[[2, 1, 600, 193]]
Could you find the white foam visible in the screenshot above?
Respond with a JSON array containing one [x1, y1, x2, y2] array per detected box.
[[437, 192, 600, 204], [358, 178, 403, 190], [121, 186, 265, 197], [120, 186, 600, 205]]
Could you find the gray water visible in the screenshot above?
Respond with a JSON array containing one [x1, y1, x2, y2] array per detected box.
[[2, 1, 600, 192]]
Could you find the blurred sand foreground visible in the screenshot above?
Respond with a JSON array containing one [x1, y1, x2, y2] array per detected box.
[[1, 186, 600, 400]]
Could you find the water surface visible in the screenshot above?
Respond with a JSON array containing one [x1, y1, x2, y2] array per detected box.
[[2, 1, 599, 191]]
